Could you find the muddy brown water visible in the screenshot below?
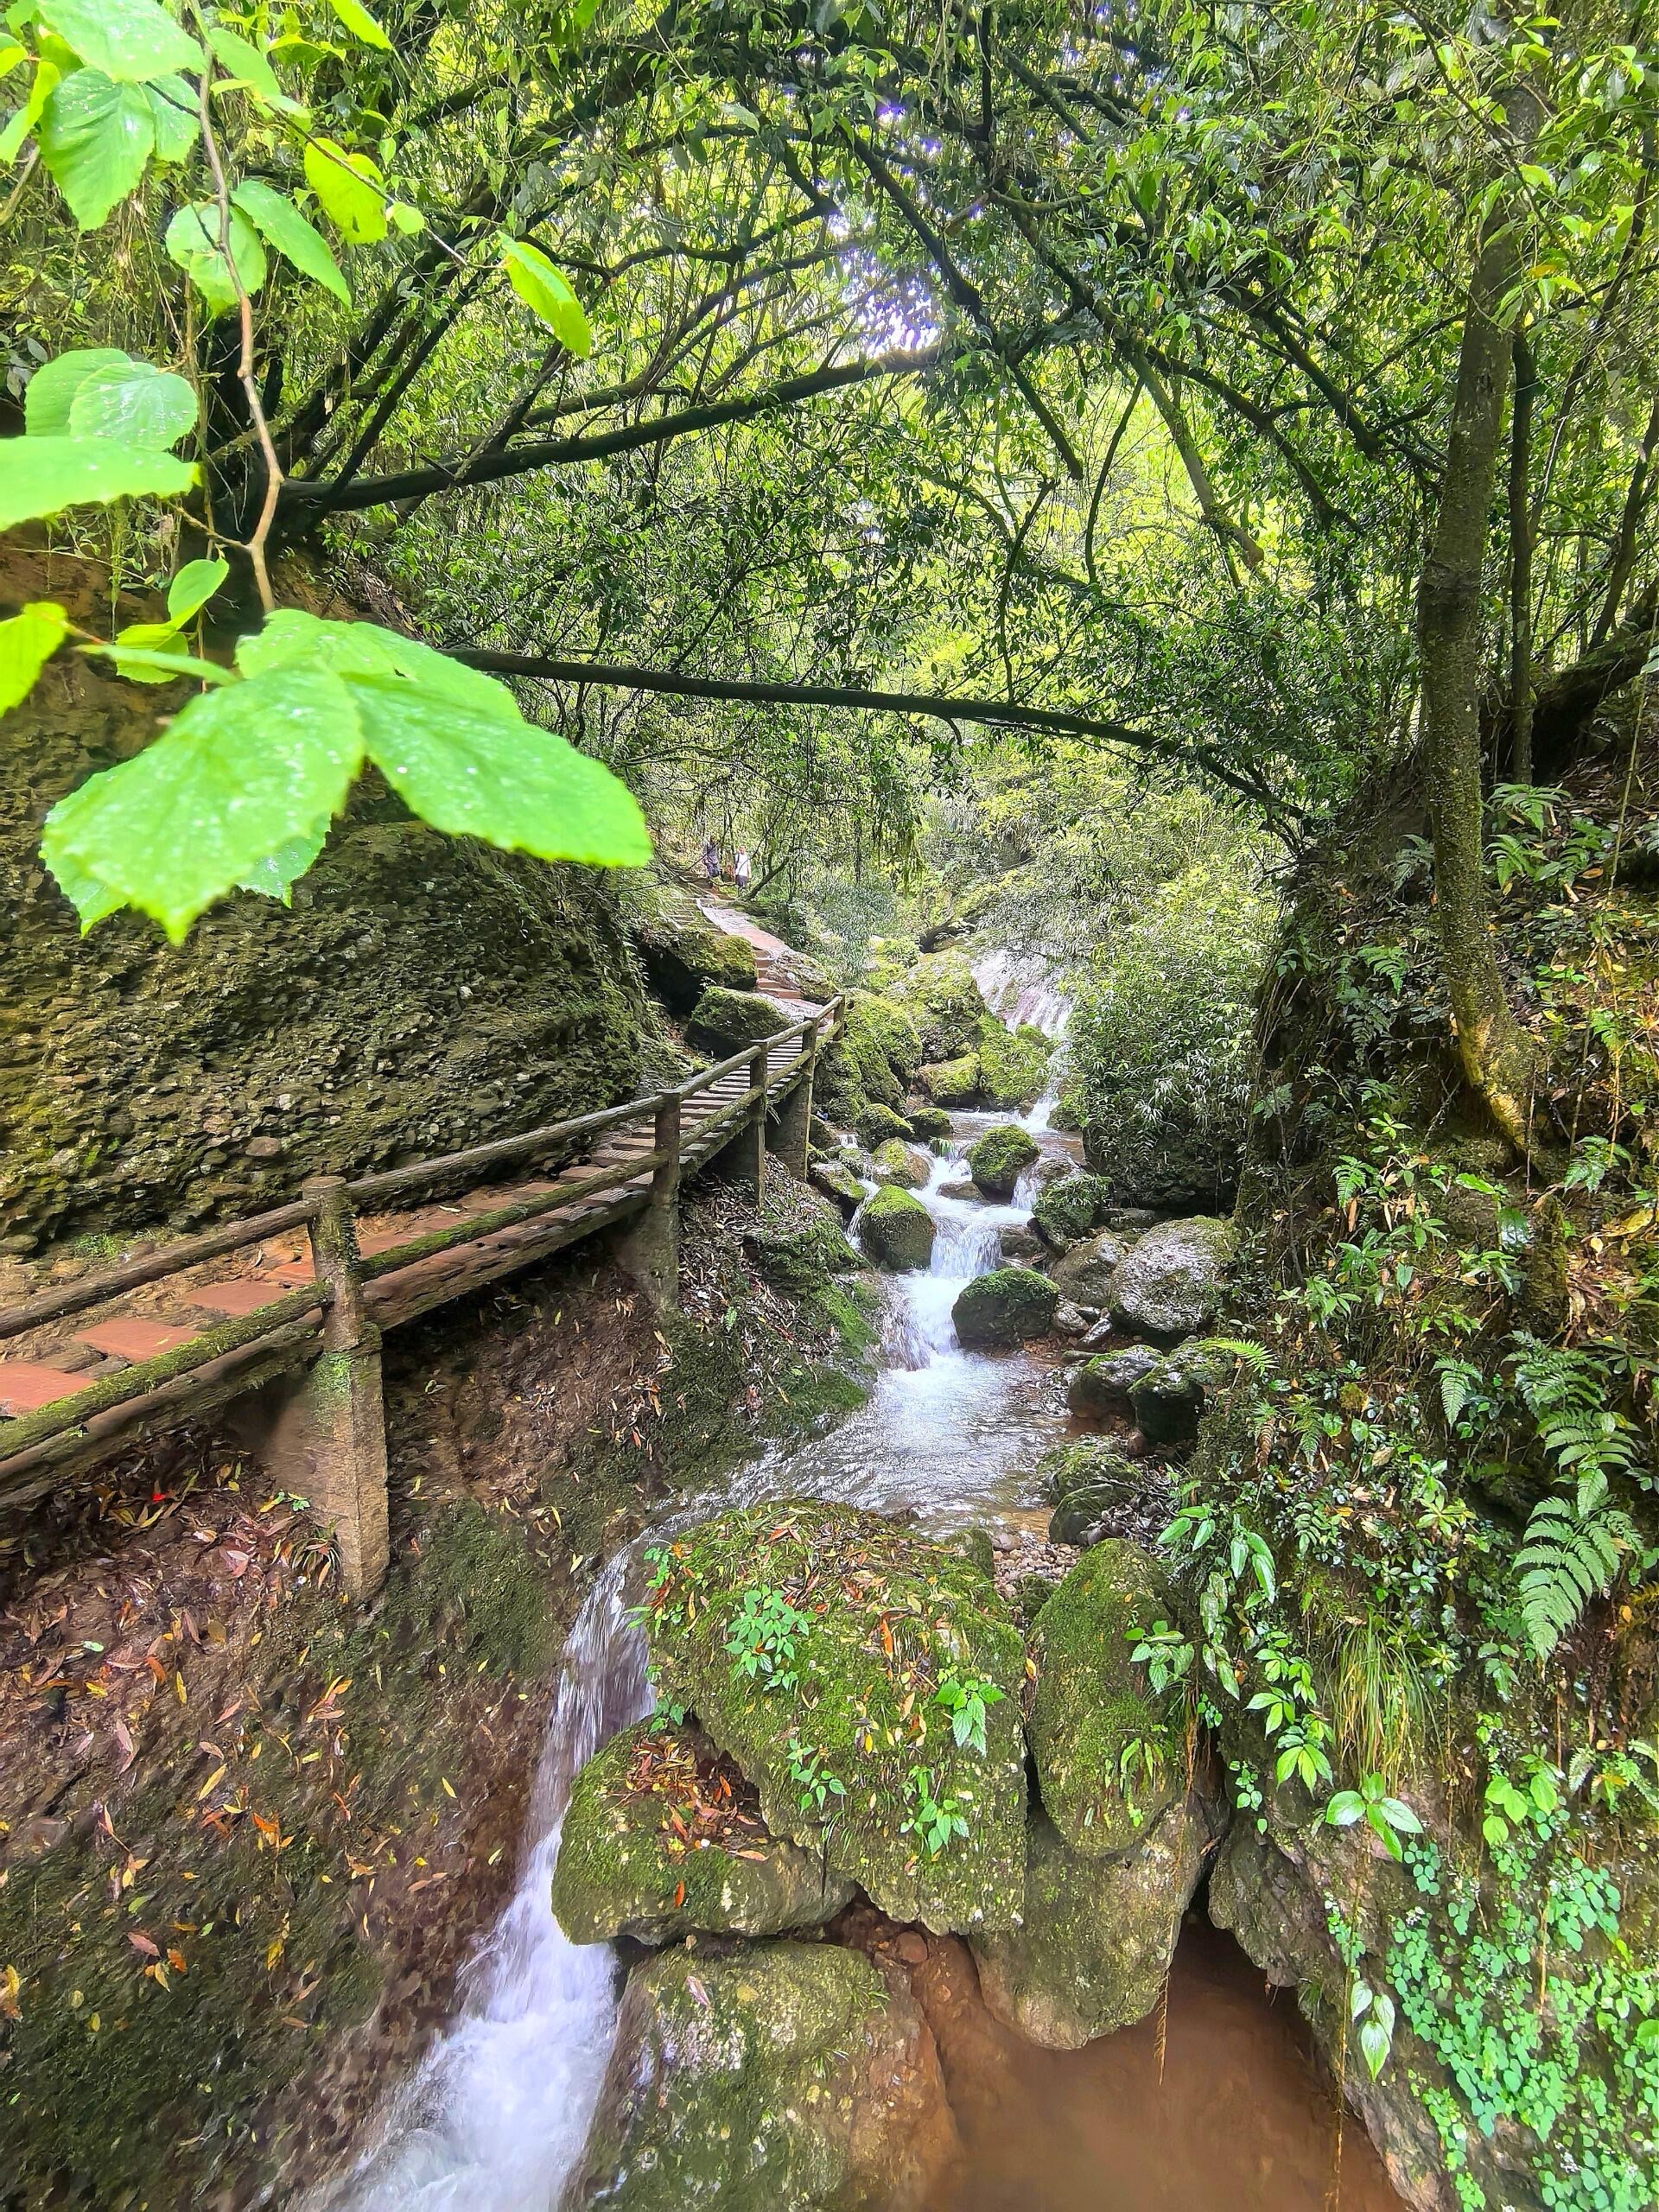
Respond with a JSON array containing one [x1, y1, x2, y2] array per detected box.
[[925, 1914, 1401, 2212]]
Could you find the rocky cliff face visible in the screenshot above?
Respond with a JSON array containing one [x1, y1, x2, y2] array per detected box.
[[0, 555, 648, 1258]]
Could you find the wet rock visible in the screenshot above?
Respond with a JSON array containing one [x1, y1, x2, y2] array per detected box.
[[810, 1160, 867, 1215], [859, 1185, 936, 1272], [743, 1212, 861, 1296], [687, 985, 792, 1056], [893, 950, 988, 1061], [998, 1224, 1045, 1263], [1039, 1439, 1150, 1546], [1109, 1215, 1235, 1343], [972, 1799, 1217, 2050], [567, 1942, 959, 2212], [641, 1501, 1027, 1932], [1031, 1171, 1115, 1251], [952, 1524, 997, 1578], [1027, 1540, 1183, 1854], [918, 1054, 982, 1107], [869, 1139, 931, 1190], [1049, 1226, 1130, 1307], [633, 888, 758, 1012], [1067, 1344, 1162, 1422], [855, 1101, 913, 1151], [905, 1105, 954, 1141], [951, 1266, 1058, 1351], [967, 1124, 1039, 1200], [1052, 1300, 1090, 1338], [938, 1176, 978, 1201], [1102, 1205, 1159, 1232], [1131, 1340, 1232, 1447], [975, 1016, 1052, 1110], [552, 1720, 855, 1945]]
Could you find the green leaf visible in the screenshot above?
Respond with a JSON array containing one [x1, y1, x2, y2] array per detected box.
[[67, 357, 196, 448], [42, 664, 365, 939], [23, 346, 128, 435], [84, 636, 230, 683], [202, 24, 299, 111], [1376, 1796, 1424, 1834], [164, 200, 266, 314], [1325, 1791, 1364, 1827], [499, 236, 591, 356], [325, 0, 391, 49], [36, 0, 200, 80], [0, 435, 195, 531], [0, 599, 68, 713], [39, 66, 154, 228], [0, 53, 58, 162], [235, 824, 327, 904], [48, 841, 126, 931], [232, 177, 350, 303], [350, 674, 651, 868], [143, 72, 197, 161], [386, 198, 424, 235], [303, 137, 385, 242], [235, 607, 406, 682], [1358, 2014, 1392, 2080], [165, 556, 228, 625]]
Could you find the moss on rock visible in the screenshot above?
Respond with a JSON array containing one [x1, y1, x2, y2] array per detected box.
[[639, 1502, 1027, 1930], [859, 1185, 936, 1271], [632, 882, 759, 1011], [905, 1105, 954, 1141], [918, 1054, 982, 1106], [951, 1266, 1058, 1350], [855, 1101, 913, 1150], [1066, 1345, 1161, 1423], [688, 987, 793, 1055], [869, 1138, 931, 1190], [1032, 1172, 1115, 1251], [967, 1124, 1039, 1199], [975, 1016, 1052, 1110], [1027, 1541, 1182, 1854], [551, 1720, 855, 1944], [743, 1207, 861, 1297], [1049, 1227, 1131, 1308], [567, 1942, 958, 2212], [1109, 1215, 1236, 1343], [1132, 1340, 1233, 1447], [894, 950, 988, 1061], [819, 992, 922, 1128], [1039, 1440, 1148, 1547]]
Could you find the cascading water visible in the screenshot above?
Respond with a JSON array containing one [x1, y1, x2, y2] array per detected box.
[[309, 1554, 650, 2212]]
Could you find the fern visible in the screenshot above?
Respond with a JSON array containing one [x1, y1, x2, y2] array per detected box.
[[1510, 1343, 1643, 1512], [1516, 1495, 1630, 1661]]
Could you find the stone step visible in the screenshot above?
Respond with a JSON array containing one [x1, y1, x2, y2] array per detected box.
[[0, 1361, 92, 1416], [181, 1279, 291, 1319], [77, 1318, 199, 1363]]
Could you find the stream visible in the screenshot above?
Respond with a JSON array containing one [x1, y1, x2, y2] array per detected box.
[[314, 978, 1401, 2212]]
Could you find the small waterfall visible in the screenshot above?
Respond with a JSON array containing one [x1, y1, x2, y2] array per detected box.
[[868, 1146, 1023, 1370], [971, 948, 1071, 1040], [310, 1555, 650, 2212]]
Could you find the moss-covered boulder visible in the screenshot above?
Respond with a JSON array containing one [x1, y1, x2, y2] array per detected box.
[[1027, 1541, 1183, 1854], [894, 950, 988, 1061], [1066, 1344, 1161, 1422], [566, 1942, 958, 2212], [855, 1101, 912, 1150], [1050, 1227, 1131, 1307], [633, 885, 759, 1013], [952, 1266, 1058, 1350], [976, 1016, 1052, 1110], [552, 1720, 855, 1945], [918, 1054, 982, 1106], [639, 1503, 1027, 1930], [819, 991, 922, 1126], [906, 1105, 954, 1141], [869, 1138, 931, 1190], [966, 1123, 1039, 1199], [859, 1185, 936, 1271], [1032, 1172, 1115, 1251], [810, 1160, 867, 1215], [743, 1210, 861, 1296], [1131, 1339, 1232, 1446], [1109, 1215, 1236, 1343], [1039, 1440, 1148, 1547], [688, 986, 792, 1056], [972, 1800, 1216, 2049]]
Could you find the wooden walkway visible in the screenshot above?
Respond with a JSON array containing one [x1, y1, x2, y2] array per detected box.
[[0, 994, 841, 1594]]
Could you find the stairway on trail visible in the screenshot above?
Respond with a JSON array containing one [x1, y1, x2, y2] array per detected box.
[[697, 892, 811, 1011]]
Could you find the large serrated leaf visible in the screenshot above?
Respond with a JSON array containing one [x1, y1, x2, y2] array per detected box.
[[0, 435, 196, 531], [143, 71, 197, 161], [22, 346, 128, 435], [42, 665, 365, 939], [37, 0, 201, 82], [232, 178, 351, 303], [349, 674, 651, 868], [38, 66, 154, 228], [68, 357, 197, 448]]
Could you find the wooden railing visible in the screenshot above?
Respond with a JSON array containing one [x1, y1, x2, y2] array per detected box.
[[0, 998, 842, 1516]]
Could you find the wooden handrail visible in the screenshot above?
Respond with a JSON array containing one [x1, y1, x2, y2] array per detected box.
[[355, 1149, 666, 1282], [347, 1092, 654, 1204]]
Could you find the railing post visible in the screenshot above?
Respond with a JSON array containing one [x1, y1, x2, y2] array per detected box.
[[249, 1177, 390, 1603], [613, 1092, 683, 1313], [770, 1014, 818, 1179], [740, 1040, 769, 1198]]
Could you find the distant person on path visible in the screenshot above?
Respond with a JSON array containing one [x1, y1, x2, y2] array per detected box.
[[734, 849, 752, 893], [702, 836, 720, 887]]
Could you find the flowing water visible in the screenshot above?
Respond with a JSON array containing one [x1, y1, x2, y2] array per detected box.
[[316, 972, 1401, 2212]]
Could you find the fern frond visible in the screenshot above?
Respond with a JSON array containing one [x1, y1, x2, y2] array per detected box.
[[1516, 1495, 1630, 1660]]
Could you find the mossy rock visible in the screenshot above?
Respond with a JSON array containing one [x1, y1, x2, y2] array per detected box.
[[1027, 1541, 1182, 1855], [1039, 1440, 1147, 1547], [820, 992, 922, 1125], [999, 1224, 1045, 1264], [1131, 1340, 1232, 1447], [918, 1054, 982, 1106], [1049, 1227, 1130, 1308], [567, 1942, 957, 2212], [744, 1210, 861, 1296], [966, 1124, 1039, 1200], [894, 950, 988, 1061], [688, 985, 792, 1055], [810, 1160, 867, 1216], [972, 1801, 1213, 2050], [634, 888, 760, 1012], [860, 1186, 934, 1272], [1032, 1172, 1115, 1251], [1067, 1345, 1160, 1423], [855, 1101, 912, 1150], [1109, 1215, 1236, 1343], [951, 1266, 1058, 1350], [869, 1137, 931, 1190], [906, 1105, 954, 1141], [551, 1720, 855, 1945], [639, 1502, 1027, 1931], [975, 1016, 1052, 1110]]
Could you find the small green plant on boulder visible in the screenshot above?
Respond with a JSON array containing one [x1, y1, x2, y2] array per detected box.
[[1032, 1171, 1115, 1250], [976, 1015, 1052, 1109], [967, 1123, 1039, 1199]]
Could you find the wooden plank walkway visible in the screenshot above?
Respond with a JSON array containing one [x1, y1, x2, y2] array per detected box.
[[0, 996, 840, 1588]]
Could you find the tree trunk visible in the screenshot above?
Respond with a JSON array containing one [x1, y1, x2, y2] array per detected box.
[[1416, 90, 1544, 1151], [1508, 327, 1535, 782]]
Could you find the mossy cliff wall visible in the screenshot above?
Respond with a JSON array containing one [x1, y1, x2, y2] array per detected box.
[[0, 560, 650, 1256]]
